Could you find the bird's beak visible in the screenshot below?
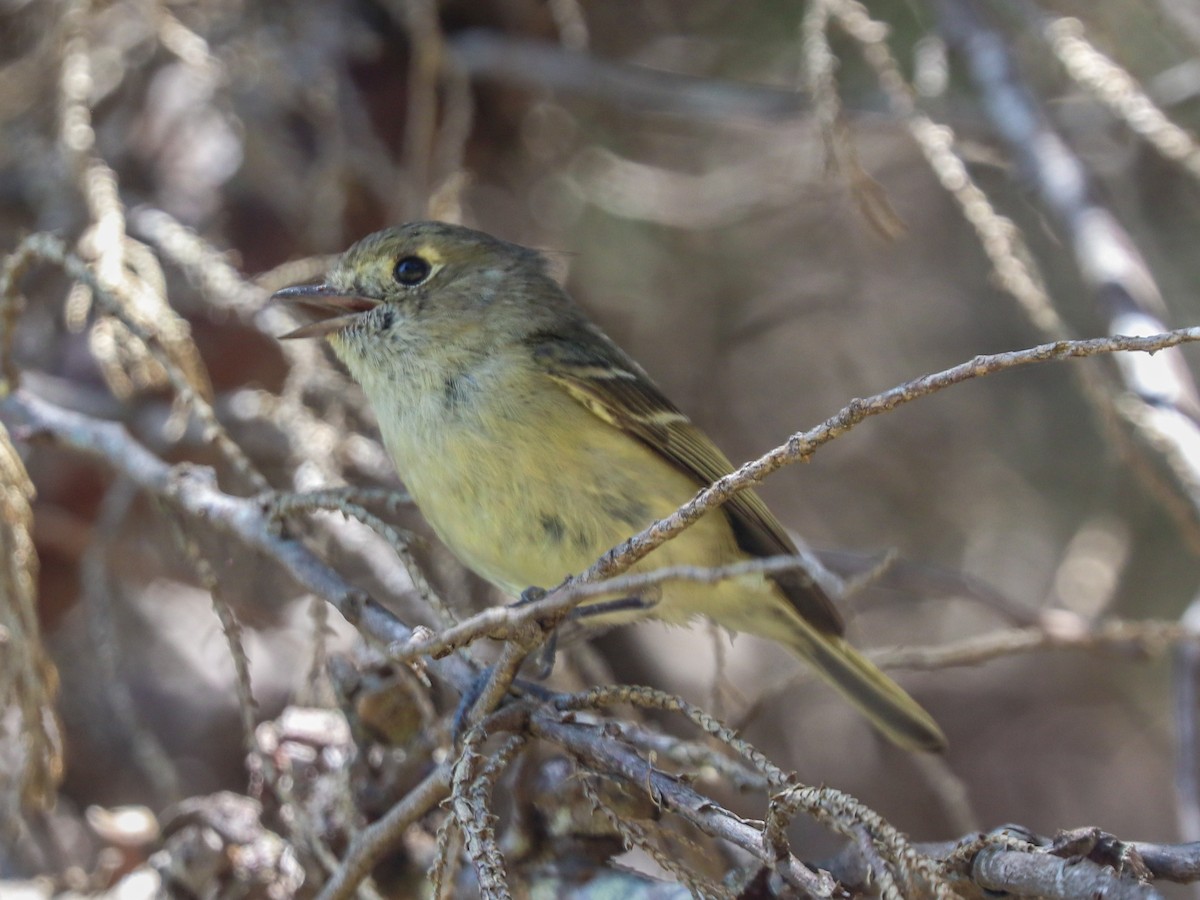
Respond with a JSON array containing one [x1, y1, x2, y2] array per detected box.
[[272, 283, 381, 339]]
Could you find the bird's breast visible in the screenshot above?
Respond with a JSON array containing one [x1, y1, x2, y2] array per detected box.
[[340, 343, 753, 619]]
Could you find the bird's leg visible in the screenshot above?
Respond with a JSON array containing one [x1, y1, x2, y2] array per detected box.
[[451, 665, 491, 740], [513, 585, 548, 606], [451, 665, 556, 741], [531, 630, 560, 679], [568, 593, 660, 620], [512, 585, 661, 617], [508, 585, 660, 679], [531, 595, 660, 677]]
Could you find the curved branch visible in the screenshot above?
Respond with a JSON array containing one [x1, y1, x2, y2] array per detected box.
[[0, 389, 476, 690]]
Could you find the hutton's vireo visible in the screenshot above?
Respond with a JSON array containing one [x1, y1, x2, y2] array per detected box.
[[275, 221, 945, 752]]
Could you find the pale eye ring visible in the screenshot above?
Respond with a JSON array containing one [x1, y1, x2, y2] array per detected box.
[[393, 255, 432, 286]]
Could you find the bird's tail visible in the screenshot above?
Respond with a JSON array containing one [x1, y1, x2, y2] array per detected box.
[[782, 619, 946, 752]]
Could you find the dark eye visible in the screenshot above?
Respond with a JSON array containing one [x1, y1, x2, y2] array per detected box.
[[393, 255, 432, 286]]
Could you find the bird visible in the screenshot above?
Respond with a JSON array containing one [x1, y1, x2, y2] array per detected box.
[[273, 221, 945, 752]]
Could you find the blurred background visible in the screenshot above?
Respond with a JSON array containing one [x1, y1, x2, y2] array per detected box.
[[4, 0, 1200, 895]]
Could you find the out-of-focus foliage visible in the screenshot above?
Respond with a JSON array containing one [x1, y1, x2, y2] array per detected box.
[[4, 0, 1200, 896]]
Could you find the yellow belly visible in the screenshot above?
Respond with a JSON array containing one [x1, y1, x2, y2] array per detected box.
[[376, 373, 746, 623]]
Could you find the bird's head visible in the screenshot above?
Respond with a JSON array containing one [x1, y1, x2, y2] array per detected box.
[[273, 221, 562, 345]]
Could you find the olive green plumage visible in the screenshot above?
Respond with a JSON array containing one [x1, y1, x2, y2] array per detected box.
[[276, 221, 945, 752]]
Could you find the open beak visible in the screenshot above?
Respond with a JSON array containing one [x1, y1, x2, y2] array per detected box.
[[272, 283, 381, 339]]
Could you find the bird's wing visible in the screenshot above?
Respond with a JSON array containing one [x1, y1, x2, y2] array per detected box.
[[527, 324, 844, 636]]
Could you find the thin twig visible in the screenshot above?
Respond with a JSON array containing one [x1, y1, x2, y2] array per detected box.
[[554, 684, 788, 786], [0, 390, 447, 665], [1176, 596, 1200, 842], [449, 729, 512, 900], [936, 0, 1200, 550], [167, 512, 259, 755], [449, 30, 807, 122], [316, 764, 453, 900], [874, 619, 1193, 670], [390, 327, 1200, 663], [530, 711, 835, 897], [771, 783, 955, 897], [0, 233, 265, 492], [81, 479, 181, 802], [268, 489, 456, 628], [0, 421, 60, 815], [577, 775, 735, 900]]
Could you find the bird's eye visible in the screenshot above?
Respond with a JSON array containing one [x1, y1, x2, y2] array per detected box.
[[393, 255, 432, 286]]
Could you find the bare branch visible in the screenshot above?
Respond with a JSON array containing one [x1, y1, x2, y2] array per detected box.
[[1176, 597, 1200, 841], [0, 390, 451, 674], [972, 845, 1158, 899], [390, 326, 1200, 664], [875, 618, 1193, 670], [449, 729, 513, 900], [0, 422, 60, 818], [0, 233, 265, 493], [316, 765, 453, 900], [449, 30, 807, 122], [529, 713, 836, 897]]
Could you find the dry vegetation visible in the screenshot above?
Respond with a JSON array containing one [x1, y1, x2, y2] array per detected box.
[[4, 0, 1200, 897]]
